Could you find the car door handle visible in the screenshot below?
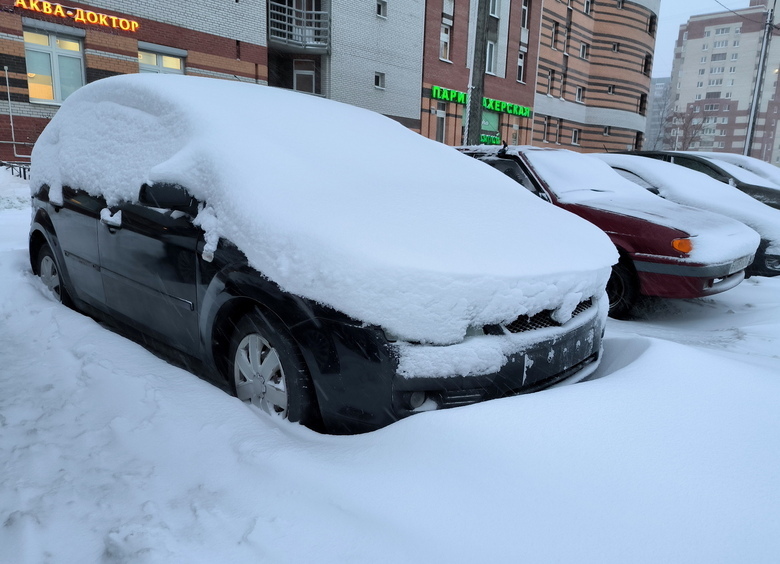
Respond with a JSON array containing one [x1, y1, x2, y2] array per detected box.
[[100, 208, 123, 231]]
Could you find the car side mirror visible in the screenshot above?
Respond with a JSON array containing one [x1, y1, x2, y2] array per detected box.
[[139, 183, 198, 214]]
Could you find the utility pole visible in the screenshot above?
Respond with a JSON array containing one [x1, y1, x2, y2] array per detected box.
[[744, 0, 777, 157], [465, 0, 490, 145]]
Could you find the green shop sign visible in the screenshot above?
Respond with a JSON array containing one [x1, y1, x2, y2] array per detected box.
[[431, 85, 532, 118]]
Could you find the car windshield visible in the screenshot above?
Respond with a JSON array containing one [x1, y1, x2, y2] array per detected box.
[[520, 149, 662, 204], [702, 157, 780, 190]]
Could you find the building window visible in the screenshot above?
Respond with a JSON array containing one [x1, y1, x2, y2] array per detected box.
[[639, 93, 647, 115], [547, 69, 555, 95], [23, 29, 84, 103], [486, 41, 497, 74], [139, 50, 184, 74], [713, 40, 728, 49], [583, 0, 591, 15], [648, 15, 657, 37], [489, 0, 500, 17], [711, 66, 724, 74], [729, 66, 736, 73], [715, 27, 730, 35], [575, 86, 585, 102], [580, 42, 590, 59], [733, 40, 740, 47], [376, 0, 387, 17], [607, 85, 615, 94], [616, 0, 623, 8], [571, 129, 581, 145], [612, 42, 620, 52], [731, 53, 738, 60], [698, 68, 705, 75], [374, 72, 385, 89], [711, 53, 726, 61], [551, 22, 559, 49], [603, 126, 611, 136], [517, 51, 526, 83], [521, 0, 531, 28], [542, 116, 549, 142], [696, 81, 703, 88], [643, 54, 652, 76], [695, 94, 702, 100], [293, 59, 318, 93], [555, 118, 562, 144], [440, 24, 452, 61], [435, 101, 446, 143]]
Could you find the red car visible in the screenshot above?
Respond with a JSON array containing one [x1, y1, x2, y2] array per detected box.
[[460, 145, 760, 318]]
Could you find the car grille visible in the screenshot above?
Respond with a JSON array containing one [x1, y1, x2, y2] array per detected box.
[[487, 298, 593, 335]]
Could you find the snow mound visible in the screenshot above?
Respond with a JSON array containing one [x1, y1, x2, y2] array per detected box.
[[31, 74, 616, 343]]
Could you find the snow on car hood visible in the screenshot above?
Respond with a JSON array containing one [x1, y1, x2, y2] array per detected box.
[[31, 74, 616, 344], [594, 154, 780, 255], [517, 148, 760, 263]]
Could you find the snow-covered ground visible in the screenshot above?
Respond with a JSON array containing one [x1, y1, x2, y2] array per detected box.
[[2, 168, 780, 563]]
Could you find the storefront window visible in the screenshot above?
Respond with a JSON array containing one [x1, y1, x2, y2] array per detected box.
[[139, 50, 184, 74], [23, 30, 84, 103]]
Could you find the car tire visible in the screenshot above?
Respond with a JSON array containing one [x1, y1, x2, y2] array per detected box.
[[228, 309, 319, 428], [606, 257, 639, 320], [37, 243, 72, 306]]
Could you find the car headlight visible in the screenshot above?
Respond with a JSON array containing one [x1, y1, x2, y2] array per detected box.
[[671, 237, 693, 254]]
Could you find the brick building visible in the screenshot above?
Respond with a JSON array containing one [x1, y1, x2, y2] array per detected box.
[[1, 0, 658, 162], [0, 0, 268, 162], [533, 0, 659, 152]]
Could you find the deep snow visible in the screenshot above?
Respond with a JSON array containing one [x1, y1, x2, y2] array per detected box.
[[2, 167, 780, 563]]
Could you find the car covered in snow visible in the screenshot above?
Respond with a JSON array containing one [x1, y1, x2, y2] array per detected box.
[[624, 151, 780, 210], [28, 74, 616, 434], [594, 153, 780, 278], [459, 145, 760, 318]]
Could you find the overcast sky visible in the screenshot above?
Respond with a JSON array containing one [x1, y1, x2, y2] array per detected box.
[[653, 0, 760, 77]]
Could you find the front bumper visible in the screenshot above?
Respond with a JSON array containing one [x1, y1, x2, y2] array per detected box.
[[633, 252, 753, 298]]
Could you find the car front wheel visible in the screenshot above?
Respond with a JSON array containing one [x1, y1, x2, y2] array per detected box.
[[606, 257, 639, 319], [37, 243, 71, 305], [227, 309, 318, 428]]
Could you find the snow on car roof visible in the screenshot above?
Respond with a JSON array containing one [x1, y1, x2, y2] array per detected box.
[[31, 74, 615, 344], [594, 153, 780, 255]]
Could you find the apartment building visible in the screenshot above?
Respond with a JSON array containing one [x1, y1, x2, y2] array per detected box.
[[669, 1, 780, 163], [419, 0, 539, 146], [533, 0, 659, 152], [2, 0, 658, 161]]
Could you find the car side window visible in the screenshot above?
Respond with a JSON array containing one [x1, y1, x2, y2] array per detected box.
[[671, 157, 722, 180], [613, 168, 659, 194], [62, 186, 107, 215]]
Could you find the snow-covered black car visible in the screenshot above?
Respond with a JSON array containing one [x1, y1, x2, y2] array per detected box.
[[29, 75, 616, 433]]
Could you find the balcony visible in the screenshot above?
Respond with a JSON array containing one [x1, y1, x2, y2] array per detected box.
[[268, 0, 330, 54]]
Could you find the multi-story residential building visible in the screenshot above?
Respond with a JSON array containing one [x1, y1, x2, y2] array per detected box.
[[533, 0, 659, 152], [668, 1, 780, 163], [1, 0, 658, 161], [418, 0, 539, 146], [645, 76, 671, 149]]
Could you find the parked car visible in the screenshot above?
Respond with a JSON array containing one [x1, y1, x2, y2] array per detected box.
[[687, 151, 780, 188], [459, 145, 760, 318], [29, 74, 616, 434], [623, 151, 780, 210], [594, 153, 780, 278]]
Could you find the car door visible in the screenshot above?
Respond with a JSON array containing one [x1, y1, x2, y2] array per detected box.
[[97, 197, 201, 354], [51, 186, 107, 306]]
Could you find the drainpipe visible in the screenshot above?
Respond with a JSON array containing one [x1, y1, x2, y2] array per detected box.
[[4, 65, 33, 160], [744, 0, 777, 157]]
